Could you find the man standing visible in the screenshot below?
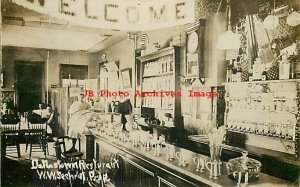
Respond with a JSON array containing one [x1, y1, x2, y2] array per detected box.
[[67, 93, 90, 151]]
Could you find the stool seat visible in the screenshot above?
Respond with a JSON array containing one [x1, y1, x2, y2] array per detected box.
[[54, 136, 84, 161], [63, 151, 84, 158]]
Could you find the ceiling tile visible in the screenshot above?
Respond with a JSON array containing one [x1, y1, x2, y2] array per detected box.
[[2, 24, 108, 51]]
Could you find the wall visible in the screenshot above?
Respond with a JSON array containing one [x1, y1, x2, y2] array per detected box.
[[138, 19, 227, 133], [100, 38, 135, 71], [2, 47, 99, 105], [2, 47, 99, 91], [97, 37, 135, 102], [96, 21, 227, 132]]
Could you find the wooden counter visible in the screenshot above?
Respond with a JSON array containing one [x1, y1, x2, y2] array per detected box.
[[88, 129, 297, 187]]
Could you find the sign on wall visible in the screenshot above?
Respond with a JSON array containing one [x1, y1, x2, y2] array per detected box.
[[11, 0, 195, 31]]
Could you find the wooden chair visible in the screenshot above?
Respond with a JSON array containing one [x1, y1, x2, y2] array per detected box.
[[25, 110, 54, 151], [27, 113, 49, 159], [53, 139, 110, 187], [54, 136, 83, 161], [53, 137, 85, 186], [1, 114, 21, 158]]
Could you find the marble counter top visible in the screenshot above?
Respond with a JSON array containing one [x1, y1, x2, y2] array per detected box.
[[189, 135, 300, 167], [89, 129, 297, 187]]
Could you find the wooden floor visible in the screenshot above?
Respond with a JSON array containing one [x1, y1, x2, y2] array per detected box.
[[1, 140, 116, 187], [1, 142, 58, 187]]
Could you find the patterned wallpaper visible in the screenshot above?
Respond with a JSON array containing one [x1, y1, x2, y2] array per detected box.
[[268, 18, 299, 50], [194, 0, 221, 19], [194, 0, 298, 25], [194, 0, 250, 24], [236, 16, 249, 71], [2, 91, 14, 104], [194, 0, 298, 73]]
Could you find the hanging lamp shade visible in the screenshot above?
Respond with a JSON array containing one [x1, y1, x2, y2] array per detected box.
[[286, 11, 300, 27], [101, 53, 107, 61], [139, 34, 149, 46], [264, 14, 279, 29], [216, 0, 241, 50], [216, 30, 241, 49]]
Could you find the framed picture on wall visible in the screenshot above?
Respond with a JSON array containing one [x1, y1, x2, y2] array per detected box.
[[185, 20, 206, 79], [186, 53, 199, 77], [108, 71, 119, 90], [120, 68, 132, 89]]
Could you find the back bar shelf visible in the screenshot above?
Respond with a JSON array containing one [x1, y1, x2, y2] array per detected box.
[[224, 79, 300, 158]]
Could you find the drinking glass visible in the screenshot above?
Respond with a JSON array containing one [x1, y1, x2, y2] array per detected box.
[[164, 144, 175, 160], [193, 155, 206, 172], [209, 145, 222, 163]]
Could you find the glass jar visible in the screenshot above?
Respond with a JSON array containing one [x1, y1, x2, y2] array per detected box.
[[227, 151, 262, 182]]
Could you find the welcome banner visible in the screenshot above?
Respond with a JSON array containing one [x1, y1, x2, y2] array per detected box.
[[11, 0, 195, 31]]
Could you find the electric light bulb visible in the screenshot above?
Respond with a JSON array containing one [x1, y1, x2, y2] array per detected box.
[[286, 11, 300, 27], [216, 30, 241, 50], [264, 15, 279, 30]]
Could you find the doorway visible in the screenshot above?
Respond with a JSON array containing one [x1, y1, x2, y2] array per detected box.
[[15, 61, 44, 112]]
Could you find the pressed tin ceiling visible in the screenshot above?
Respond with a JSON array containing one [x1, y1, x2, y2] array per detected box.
[[1, 0, 127, 53], [2, 0, 298, 52]]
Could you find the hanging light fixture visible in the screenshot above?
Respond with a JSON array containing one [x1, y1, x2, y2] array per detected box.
[[216, 0, 241, 50], [264, 0, 279, 30], [264, 15, 279, 29], [68, 49, 71, 87], [286, 7, 300, 27], [139, 34, 149, 47]]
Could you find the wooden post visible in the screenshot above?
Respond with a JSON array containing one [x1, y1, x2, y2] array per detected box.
[[85, 134, 95, 161]]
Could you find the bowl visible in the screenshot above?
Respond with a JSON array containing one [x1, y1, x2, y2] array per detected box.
[[227, 151, 262, 181]]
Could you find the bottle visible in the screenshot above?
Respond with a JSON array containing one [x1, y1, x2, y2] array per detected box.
[[279, 60, 285, 80], [226, 66, 231, 82], [253, 58, 262, 81], [290, 52, 296, 79], [169, 56, 173, 72], [262, 66, 267, 81], [226, 61, 232, 82], [236, 67, 242, 82], [249, 68, 253, 82], [165, 58, 168, 73], [290, 62, 295, 79], [144, 63, 148, 76], [0, 68, 3, 87], [231, 64, 237, 82], [284, 61, 290, 80], [279, 52, 290, 80]]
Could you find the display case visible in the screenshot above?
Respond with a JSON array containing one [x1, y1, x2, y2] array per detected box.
[[137, 46, 181, 128], [224, 80, 300, 158]]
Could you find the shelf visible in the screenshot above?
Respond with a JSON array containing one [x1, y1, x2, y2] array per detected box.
[[137, 46, 178, 62], [142, 106, 174, 110], [142, 72, 173, 78], [140, 90, 176, 93], [138, 46, 181, 129], [188, 135, 300, 166], [222, 79, 300, 85], [226, 129, 295, 142], [148, 123, 174, 129]]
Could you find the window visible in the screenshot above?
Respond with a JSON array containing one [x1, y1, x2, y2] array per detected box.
[[60, 64, 88, 87]]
